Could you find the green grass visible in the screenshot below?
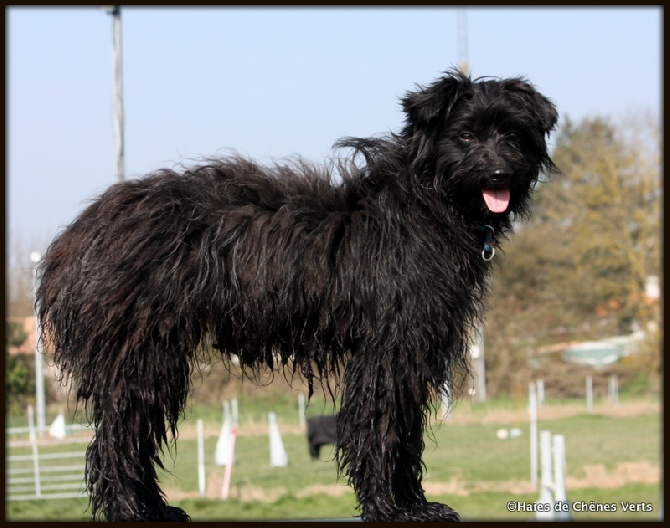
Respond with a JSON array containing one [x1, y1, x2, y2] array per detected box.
[[5, 484, 661, 521], [6, 398, 661, 521], [443, 483, 660, 521], [423, 411, 661, 481]]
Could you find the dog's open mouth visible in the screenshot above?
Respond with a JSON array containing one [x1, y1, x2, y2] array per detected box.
[[482, 187, 511, 213]]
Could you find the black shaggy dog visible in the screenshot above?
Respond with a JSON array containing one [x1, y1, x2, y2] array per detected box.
[[37, 69, 557, 522]]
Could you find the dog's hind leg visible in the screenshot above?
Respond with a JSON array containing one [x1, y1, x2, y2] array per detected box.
[[337, 350, 461, 522], [82, 316, 200, 521], [36, 172, 218, 520]]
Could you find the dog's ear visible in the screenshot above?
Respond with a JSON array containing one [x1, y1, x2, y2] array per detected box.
[[503, 79, 558, 135], [401, 70, 469, 128]]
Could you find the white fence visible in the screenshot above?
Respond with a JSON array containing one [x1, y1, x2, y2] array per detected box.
[[6, 406, 91, 502], [7, 398, 301, 504]]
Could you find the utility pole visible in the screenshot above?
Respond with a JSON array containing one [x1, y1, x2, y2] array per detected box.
[[31, 251, 47, 433], [457, 9, 469, 75], [477, 326, 486, 401], [102, 5, 125, 182], [470, 325, 486, 402]]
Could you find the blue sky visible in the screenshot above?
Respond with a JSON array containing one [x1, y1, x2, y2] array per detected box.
[[6, 6, 662, 263]]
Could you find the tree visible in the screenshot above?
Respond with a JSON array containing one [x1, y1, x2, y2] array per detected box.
[[6, 322, 35, 413], [6, 235, 39, 318], [483, 113, 661, 397], [545, 113, 660, 328], [6, 320, 28, 349]]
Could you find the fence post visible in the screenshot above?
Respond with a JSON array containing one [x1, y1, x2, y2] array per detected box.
[[553, 434, 570, 520], [529, 383, 538, 489], [216, 401, 233, 466], [298, 394, 306, 427], [536, 430, 554, 519], [231, 398, 239, 427], [441, 384, 450, 420], [536, 379, 545, 406], [197, 419, 206, 497], [608, 375, 619, 405], [220, 426, 237, 500], [27, 405, 42, 498]]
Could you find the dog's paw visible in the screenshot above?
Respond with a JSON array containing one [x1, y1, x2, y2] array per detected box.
[[109, 505, 190, 522], [424, 501, 461, 521], [126, 505, 191, 522], [360, 501, 461, 522], [163, 505, 191, 522]]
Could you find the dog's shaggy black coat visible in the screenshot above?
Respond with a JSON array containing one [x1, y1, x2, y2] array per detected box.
[[37, 70, 557, 522]]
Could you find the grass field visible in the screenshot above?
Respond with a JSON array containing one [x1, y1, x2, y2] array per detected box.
[[6, 396, 661, 521]]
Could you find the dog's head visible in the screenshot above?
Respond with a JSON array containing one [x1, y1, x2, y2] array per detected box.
[[401, 69, 558, 223]]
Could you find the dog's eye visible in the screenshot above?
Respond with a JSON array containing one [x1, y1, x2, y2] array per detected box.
[[507, 132, 521, 144], [460, 132, 475, 142]]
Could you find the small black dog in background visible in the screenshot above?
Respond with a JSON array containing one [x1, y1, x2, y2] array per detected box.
[[37, 69, 557, 522], [307, 415, 338, 460]]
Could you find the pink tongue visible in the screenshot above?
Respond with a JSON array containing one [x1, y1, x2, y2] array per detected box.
[[483, 188, 511, 213]]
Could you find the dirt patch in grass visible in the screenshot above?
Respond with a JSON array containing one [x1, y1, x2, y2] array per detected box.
[[176, 400, 660, 440], [169, 460, 659, 502], [566, 460, 659, 489], [425, 460, 660, 497], [441, 400, 659, 426], [170, 477, 352, 503]]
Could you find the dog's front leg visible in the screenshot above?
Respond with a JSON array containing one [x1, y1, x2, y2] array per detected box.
[[336, 351, 461, 522]]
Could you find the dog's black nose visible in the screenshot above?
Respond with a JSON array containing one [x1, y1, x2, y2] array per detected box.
[[490, 167, 512, 184]]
